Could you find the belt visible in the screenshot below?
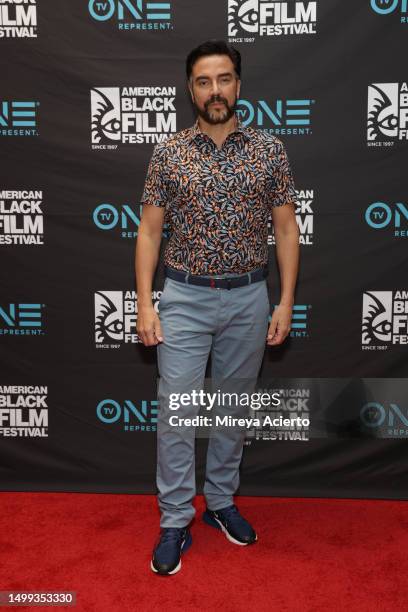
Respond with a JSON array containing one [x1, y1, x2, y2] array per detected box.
[[164, 265, 268, 289]]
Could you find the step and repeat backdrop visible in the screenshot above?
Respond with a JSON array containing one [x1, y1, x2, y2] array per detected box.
[[1, 1, 407, 499]]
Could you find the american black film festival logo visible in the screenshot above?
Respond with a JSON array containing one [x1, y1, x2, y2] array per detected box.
[[268, 188, 314, 245], [362, 291, 408, 349], [0, 385, 48, 438], [228, 0, 317, 41], [367, 82, 408, 146], [245, 385, 310, 443], [0, 190, 44, 245], [0, 0, 37, 38], [94, 289, 162, 348], [90, 86, 176, 149]]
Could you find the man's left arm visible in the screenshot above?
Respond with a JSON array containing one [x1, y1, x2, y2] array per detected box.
[[267, 202, 300, 346], [266, 139, 300, 346]]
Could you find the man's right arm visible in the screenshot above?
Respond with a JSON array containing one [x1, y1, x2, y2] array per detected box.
[[135, 204, 165, 346]]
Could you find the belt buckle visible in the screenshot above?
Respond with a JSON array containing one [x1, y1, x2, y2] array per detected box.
[[211, 277, 232, 290], [210, 274, 224, 289]]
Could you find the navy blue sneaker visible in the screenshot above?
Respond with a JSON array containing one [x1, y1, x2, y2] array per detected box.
[[202, 504, 257, 545], [151, 527, 192, 575]]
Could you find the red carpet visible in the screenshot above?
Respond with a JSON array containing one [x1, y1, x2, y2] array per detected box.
[[1, 493, 407, 611]]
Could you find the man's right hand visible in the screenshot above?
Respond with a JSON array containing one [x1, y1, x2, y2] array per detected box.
[[136, 304, 164, 346]]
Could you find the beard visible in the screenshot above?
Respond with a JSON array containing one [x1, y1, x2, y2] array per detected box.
[[194, 94, 237, 125]]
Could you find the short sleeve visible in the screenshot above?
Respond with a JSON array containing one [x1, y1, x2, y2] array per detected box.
[[267, 139, 297, 208], [140, 144, 168, 208]]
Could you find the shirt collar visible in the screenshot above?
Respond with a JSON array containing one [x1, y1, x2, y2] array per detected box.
[[188, 114, 250, 145]]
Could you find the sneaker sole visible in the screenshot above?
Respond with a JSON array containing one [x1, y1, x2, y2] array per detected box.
[[150, 559, 181, 575], [202, 511, 257, 546], [150, 531, 192, 575]]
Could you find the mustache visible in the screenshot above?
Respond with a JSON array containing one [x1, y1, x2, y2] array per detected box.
[[205, 96, 229, 109]]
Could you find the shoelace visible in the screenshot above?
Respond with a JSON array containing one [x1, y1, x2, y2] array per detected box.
[[217, 504, 243, 525], [160, 527, 186, 545]]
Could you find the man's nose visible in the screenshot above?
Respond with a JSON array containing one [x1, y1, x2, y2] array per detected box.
[[210, 79, 221, 95]]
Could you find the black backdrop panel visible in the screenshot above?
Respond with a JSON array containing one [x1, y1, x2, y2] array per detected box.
[[1, 1, 407, 498]]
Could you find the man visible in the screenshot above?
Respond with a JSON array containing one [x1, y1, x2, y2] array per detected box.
[[135, 39, 300, 575]]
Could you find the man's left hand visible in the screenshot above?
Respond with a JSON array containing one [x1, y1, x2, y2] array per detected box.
[[266, 304, 292, 346]]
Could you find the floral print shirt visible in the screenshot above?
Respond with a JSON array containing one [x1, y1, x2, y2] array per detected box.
[[140, 114, 297, 275]]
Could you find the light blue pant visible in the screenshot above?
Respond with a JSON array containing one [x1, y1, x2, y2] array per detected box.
[[156, 269, 270, 528]]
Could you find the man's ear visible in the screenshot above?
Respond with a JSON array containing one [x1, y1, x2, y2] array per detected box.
[[236, 78, 241, 99], [188, 80, 195, 103]]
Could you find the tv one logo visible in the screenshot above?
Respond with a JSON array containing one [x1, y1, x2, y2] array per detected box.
[[0, 0, 37, 38], [0, 302, 44, 336], [365, 201, 408, 237], [270, 304, 310, 337], [367, 83, 408, 144], [360, 402, 408, 438], [90, 86, 176, 148], [228, 0, 317, 39], [362, 291, 408, 348], [0, 100, 39, 137], [93, 203, 142, 239], [370, 0, 408, 17], [236, 98, 313, 135], [93, 202, 170, 239], [88, 0, 171, 29], [96, 399, 158, 432]]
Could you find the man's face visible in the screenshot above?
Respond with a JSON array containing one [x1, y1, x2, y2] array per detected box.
[[188, 54, 241, 125]]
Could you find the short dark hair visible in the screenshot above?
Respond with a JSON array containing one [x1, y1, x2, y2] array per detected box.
[[186, 39, 241, 81]]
